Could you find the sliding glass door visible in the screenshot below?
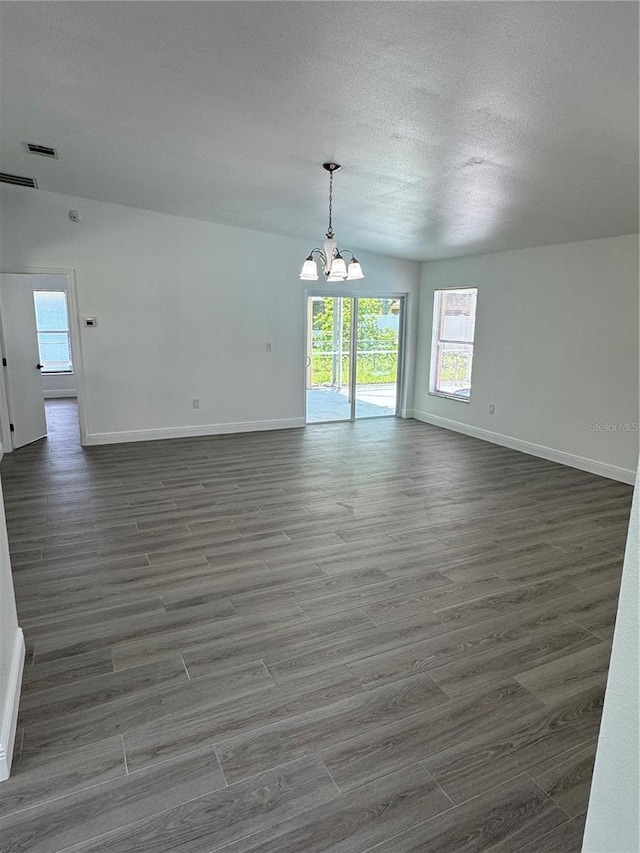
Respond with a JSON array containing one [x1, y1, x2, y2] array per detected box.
[[305, 295, 404, 423], [354, 298, 401, 418], [305, 296, 352, 423]]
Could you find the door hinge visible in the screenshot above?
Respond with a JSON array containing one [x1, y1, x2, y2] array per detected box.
[[9, 423, 14, 432], [1, 358, 6, 367]]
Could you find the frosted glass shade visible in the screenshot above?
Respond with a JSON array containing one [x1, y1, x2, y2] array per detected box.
[[299, 257, 319, 280], [329, 253, 348, 279], [346, 259, 364, 280]]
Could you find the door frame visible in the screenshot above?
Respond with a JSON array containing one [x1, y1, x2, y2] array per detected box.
[[303, 289, 408, 424], [0, 267, 88, 449]]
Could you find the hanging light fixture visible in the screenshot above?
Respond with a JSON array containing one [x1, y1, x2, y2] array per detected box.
[[299, 163, 364, 282]]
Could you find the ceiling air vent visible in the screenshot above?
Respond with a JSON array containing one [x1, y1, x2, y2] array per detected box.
[[23, 142, 57, 159], [0, 172, 38, 188]]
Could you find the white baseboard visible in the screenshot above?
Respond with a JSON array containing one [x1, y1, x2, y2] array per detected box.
[[43, 390, 77, 399], [85, 417, 307, 446], [409, 409, 637, 485], [0, 628, 25, 782]]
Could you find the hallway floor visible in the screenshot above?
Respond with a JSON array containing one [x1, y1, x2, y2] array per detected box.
[[0, 400, 632, 852]]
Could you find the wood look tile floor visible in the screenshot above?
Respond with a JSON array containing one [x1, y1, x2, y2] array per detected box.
[[0, 400, 632, 853]]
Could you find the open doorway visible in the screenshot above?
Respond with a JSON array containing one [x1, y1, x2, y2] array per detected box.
[[0, 271, 85, 451], [43, 398, 82, 447], [305, 295, 405, 423]]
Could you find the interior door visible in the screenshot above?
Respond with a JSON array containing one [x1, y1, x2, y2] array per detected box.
[[0, 274, 47, 449]]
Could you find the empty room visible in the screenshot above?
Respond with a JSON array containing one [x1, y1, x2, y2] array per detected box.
[[0, 2, 638, 852]]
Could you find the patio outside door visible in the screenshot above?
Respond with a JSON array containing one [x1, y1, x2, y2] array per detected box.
[[305, 295, 404, 423]]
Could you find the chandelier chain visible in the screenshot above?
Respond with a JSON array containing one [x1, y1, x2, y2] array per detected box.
[[327, 170, 334, 237]]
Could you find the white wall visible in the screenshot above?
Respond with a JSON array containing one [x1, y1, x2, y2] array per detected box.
[[582, 467, 639, 852], [412, 235, 639, 483], [42, 372, 76, 398], [0, 468, 24, 781], [0, 185, 420, 444]]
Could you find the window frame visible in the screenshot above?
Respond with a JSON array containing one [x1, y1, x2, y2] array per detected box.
[[428, 287, 477, 403], [33, 290, 74, 375]]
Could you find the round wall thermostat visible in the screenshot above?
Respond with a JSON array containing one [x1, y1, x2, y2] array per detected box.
[[69, 210, 81, 222]]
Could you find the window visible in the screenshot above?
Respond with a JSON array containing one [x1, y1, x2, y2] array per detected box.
[[33, 290, 73, 373], [429, 287, 477, 401]]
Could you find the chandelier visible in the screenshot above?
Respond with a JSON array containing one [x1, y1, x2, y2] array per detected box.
[[299, 163, 364, 282]]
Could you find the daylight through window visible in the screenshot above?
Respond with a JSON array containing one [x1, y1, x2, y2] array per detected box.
[[33, 290, 73, 373], [429, 288, 477, 400]]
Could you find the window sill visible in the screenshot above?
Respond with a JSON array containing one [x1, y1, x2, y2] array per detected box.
[[428, 390, 471, 403], [41, 371, 74, 376]]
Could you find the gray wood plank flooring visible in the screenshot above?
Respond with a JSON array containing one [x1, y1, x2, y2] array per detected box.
[[0, 399, 632, 852]]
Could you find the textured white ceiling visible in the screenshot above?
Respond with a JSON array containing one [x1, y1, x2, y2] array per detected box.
[[0, 1, 637, 260]]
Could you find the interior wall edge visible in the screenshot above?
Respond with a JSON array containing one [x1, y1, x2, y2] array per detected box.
[[0, 626, 25, 783], [583, 463, 640, 851]]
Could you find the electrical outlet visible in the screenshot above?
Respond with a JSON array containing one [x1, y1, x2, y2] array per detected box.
[[489, 403, 495, 414], [192, 399, 200, 409], [266, 342, 272, 351]]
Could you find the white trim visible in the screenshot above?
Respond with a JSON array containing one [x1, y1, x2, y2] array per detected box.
[[0, 628, 25, 782], [43, 390, 78, 399], [85, 417, 306, 446], [428, 390, 470, 404], [409, 409, 637, 485], [64, 270, 89, 447]]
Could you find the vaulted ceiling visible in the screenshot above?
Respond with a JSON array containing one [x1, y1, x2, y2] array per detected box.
[[0, 1, 638, 260]]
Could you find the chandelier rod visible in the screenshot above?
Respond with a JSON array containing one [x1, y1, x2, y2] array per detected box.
[[322, 162, 341, 239], [327, 169, 334, 238]]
